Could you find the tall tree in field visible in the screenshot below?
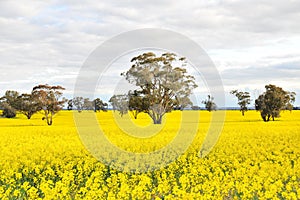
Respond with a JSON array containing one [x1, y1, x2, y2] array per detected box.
[[230, 90, 251, 116], [122, 52, 197, 124], [128, 90, 149, 119], [1, 90, 19, 108], [93, 98, 108, 112], [202, 95, 217, 112], [2, 90, 19, 108], [0, 90, 19, 118], [0, 102, 16, 118], [1, 91, 40, 119], [255, 84, 296, 122], [17, 93, 40, 119], [32, 84, 65, 125]]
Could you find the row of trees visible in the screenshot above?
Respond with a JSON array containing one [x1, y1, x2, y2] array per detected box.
[[109, 84, 296, 123], [0, 52, 199, 125], [66, 97, 108, 112], [0, 85, 108, 125], [0, 52, 297, 124], [108, 52, 296, 123], [226, 85, 295, 122], [109, 92, 216, 119], [198, 85, 295, 122], [229, 85, 295, 122], [0, 85, 65, 125]]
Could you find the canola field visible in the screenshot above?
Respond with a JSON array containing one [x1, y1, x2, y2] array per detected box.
[[0, 110, 299, 199]]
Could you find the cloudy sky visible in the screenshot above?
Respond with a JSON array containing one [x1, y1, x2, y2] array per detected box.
[[1, 0, 299, 107]]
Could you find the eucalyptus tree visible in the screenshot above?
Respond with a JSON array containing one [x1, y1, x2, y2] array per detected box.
[[17, 93, 40, 119], [72, 96, 84, 112], [255, 84, 295, 122], [202, 95, 217, 112], [94, 98, 108, 112], [109, 94, 129, 117], [0, 90, 19, 118], [122, 52, 197, 124], [32, 84, 65, 125], [230, 90, 251, 116]]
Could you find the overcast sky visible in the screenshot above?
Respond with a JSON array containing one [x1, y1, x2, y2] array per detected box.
[[1, 0, 299, 107]]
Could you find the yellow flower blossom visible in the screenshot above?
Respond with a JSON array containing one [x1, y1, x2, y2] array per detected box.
[[0, 111, 299, 199]]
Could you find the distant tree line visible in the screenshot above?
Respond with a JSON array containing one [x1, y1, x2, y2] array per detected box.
[[106, 52, 297, 123], [67, 97, 108, 113], [110, 54, 297, 122], [228, 85, 295, 122], [0, 85, 66, 125], [0, 84, 107, 125], [0, 52, 297, 124]]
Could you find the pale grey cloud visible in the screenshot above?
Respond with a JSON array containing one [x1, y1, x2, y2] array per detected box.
[[221, 61, 300, 84]]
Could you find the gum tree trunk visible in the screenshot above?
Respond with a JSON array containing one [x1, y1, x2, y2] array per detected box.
[[151, 113, 163, 124]]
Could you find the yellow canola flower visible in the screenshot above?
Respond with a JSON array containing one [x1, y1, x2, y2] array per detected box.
[[0, 110, 299, 199]]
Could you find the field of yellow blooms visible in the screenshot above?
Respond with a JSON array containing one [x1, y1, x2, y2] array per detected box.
[[0, 110, 299, 199]]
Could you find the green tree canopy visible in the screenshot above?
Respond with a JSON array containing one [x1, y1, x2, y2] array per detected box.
[[127, 90, 149, 119], [67, 99, 73, 110], [255, 84, 296, 122], [202, 95, 217, 112], [109, 94, 129, 117], [121, 52, 197, 124], [32, 84, 65, 125], [94, 98, 108, 112], [17, 93, 41, 119], [230, 90, 251, 116], [73, 96, 84, 112]]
